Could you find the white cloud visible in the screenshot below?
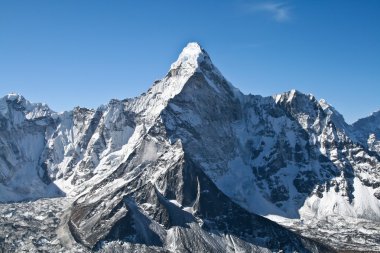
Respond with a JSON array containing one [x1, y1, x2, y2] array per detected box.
[[249, 2, 291, 22]]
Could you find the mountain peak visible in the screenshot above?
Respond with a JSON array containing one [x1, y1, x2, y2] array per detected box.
[[274, 89, 312, 104], [170, 42, 210, 74], [182, 42, 203, 54], [3, 93, 24, 102], [0, 93, 53, 120], [179, 42, 204, 60]]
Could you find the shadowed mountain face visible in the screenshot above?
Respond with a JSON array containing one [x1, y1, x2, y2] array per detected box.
[[0, 42, 379, 252]]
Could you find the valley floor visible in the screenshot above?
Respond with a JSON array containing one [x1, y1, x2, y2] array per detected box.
[[268, 215, 380, 252], [0, 197, 88, 253], [0, 197, 379, 252]]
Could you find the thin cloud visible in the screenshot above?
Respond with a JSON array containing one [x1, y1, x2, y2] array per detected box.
[[249, 2, 292, 22]]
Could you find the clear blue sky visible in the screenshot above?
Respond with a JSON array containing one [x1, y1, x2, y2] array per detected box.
[[0, 0, 379, 123]]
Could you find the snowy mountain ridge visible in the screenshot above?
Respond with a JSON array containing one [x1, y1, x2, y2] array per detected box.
[[0, 42, 379, 252]]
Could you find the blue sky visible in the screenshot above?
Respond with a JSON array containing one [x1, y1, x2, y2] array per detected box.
[[0, 0, 379, 123]]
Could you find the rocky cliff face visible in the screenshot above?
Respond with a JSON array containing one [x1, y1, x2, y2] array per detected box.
[[0, 42, 379, 252], [352, 110, 380, 153], [0, 94, 63, 201]]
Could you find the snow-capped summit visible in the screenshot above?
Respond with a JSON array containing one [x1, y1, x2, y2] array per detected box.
[[128, 42, 240, 124], [0, 93, 52, 121], [0, 93, 26, 108], [170, 42, 207, 71], [5, 92, 24, 101]]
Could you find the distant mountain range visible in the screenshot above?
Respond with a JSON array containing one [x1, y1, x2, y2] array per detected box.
[[1, 42, 379, 252]]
